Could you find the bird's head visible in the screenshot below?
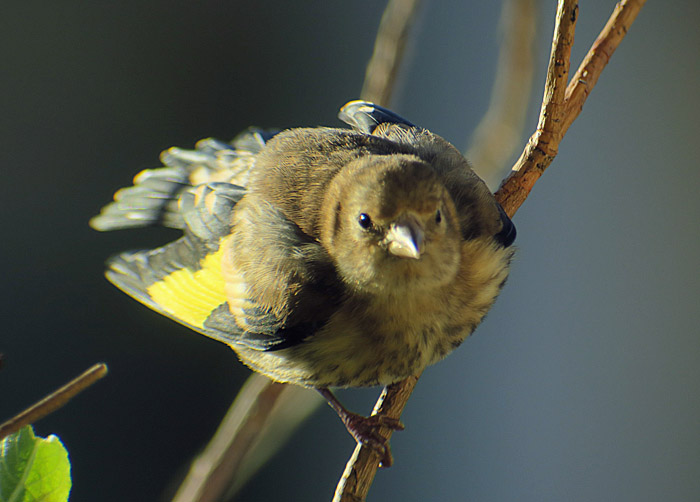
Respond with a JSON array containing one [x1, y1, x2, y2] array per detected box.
[[320, 154, 462, 295]]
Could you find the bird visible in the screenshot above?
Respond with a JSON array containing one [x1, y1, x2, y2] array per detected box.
[[91, 100, 516, 466]]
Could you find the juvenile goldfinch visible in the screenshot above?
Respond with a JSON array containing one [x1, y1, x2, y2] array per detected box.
[[91, 101, 516, 466]]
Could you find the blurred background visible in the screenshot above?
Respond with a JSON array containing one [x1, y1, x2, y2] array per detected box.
[[2, 1, 699, 501]]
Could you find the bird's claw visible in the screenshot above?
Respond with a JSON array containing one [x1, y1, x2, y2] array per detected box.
[[341, 412, 404, 468]]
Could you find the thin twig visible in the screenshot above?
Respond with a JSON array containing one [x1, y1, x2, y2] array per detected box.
[[0, 363, 108, 440], [360, 0, 422, 106], [496, 0, 647, 217], [172, 377, 286, 502], [562, 0, 647, 133], [172, 377, 323, 502], [222, 383, 322, 498], [334, 0, 646, 499], [466, 0, 537, 190]]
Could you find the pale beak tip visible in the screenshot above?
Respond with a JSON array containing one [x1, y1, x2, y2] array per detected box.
[[388, 242, 421, 259], [386, 220, 424, 259]]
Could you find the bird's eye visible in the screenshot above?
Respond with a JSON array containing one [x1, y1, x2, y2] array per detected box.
[[358, 213, 372, 229], [435, 209, 442, 224]]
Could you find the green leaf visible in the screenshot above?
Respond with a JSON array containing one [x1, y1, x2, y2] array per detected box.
[[0, 426, 71, 502]]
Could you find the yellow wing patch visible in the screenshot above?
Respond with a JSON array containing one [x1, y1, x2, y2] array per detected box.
[[147, 244, 227, 329]]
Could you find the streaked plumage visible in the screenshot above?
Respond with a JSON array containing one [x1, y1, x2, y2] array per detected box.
[[92, 101, 515, 464]]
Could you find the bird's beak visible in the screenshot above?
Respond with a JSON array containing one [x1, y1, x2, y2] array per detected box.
[[386, 215, 424, 259]]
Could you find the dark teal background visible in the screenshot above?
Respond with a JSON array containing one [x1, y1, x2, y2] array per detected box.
[[2, 2, 699, 501]]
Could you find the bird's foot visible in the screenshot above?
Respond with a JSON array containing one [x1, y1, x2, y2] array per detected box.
[[317, 387, 405, 467], [339, 411, 405, 468]]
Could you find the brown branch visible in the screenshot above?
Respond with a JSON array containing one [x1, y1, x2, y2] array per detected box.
[[360, 0, 422, 106], [172, 377, 286, 502], [223, 383, 322, 498], [0, 363, 108, 440], [562, 0, 646, 133], [172, 376, 321, 502], [332, 376, 420, 502], [496, 0, 647, 217], [334, 0, 646, 500], [466, 0, 537, 190]]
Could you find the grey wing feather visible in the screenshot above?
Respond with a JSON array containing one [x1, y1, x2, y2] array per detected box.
[[338, 100, 415, 133], [90, 128, 279, 232], [178, 183, 246, 251]]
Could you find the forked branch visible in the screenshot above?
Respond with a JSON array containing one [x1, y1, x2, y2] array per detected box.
[[334, 1, 646, 500], [496, 0, 647, 217]]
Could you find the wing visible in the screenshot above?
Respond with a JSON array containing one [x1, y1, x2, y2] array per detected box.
[[493, 203, 516, 247], [105, 182, 338, 352], [338, 100, 415, 133], [90, 128, 279, 232]]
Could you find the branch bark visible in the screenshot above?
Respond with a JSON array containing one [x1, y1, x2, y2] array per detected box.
[[332, 376, 420, 502], [334, 0, 646, 500]]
